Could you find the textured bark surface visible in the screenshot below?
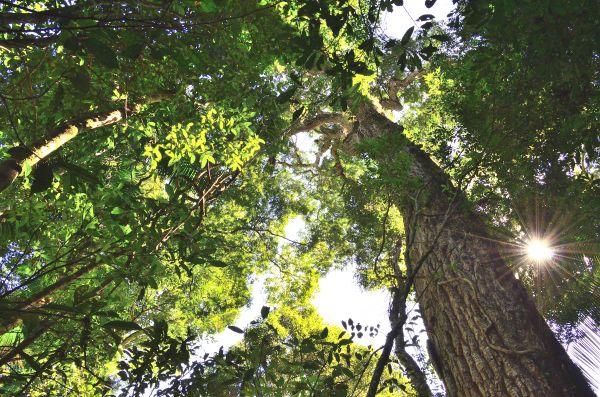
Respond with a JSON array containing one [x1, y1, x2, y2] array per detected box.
[[355, 108, 595, 397]]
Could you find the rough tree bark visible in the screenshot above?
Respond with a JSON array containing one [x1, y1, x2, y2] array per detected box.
[[0, 93, 171, 193], [354, 106, 595, 397]]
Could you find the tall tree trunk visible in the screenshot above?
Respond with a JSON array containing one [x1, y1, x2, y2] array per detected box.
[[0, 93, 171, 193], [355, 108, 595, 397]]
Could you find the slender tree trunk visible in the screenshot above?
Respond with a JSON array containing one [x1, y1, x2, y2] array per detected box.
[[355, 108, 595, 397], [0, 93, 171, 193], [389, 288, 432, 397], [0, 274, 117, 367], [0, 5, 84, 25], [0, 261, 101, 334], [0, 37, 56, 50]]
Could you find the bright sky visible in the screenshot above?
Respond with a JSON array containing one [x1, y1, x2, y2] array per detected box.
[[192, 1, 599, 395], [381, 0, 456, 39]]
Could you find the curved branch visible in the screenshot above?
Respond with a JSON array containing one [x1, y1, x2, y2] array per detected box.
[[0, 92, 173, 193], [288, 112, 352, 136]]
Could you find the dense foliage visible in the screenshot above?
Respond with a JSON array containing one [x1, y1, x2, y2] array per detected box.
[[0, 0, 598, 396]]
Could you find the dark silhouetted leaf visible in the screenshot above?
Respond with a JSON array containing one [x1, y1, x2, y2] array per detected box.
[[421, 45, 437, 59], [63, 36, 80, 52], [103, 320, 143, 331], [431, 34, 451, 42], [228, 326, 244, 334], [8, 146, 31, 160], [67, 69, 90, 93], [425, 0, 436, 8], [292, 107, 304, 121], [31, 164, 54, 194], [21, 351, 42, 371], [421, 21, 434, 31], [122, 42, 145, 59], [400, 26, 414, 46], [277, 87, 297, 103], [84, 38, 118, 69], [325, 15, 345, 36], [210, 260, 228, 267], [417, 14, 435, 21], [303, 360, 321, 370], [359, 38, 375, 51], [300, 340, 317, 353], [261, 305, 270, 319], [243, 368, 254, 381], [320, 327, 329, 339]]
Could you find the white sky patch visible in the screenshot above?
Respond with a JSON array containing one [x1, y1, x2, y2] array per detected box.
[[292, 131, 319, 164], [312, 266, 390, 348], [381, 0, 456, 40], [284, 215, 306, 242]]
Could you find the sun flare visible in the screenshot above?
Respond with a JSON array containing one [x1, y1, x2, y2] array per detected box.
[[526, 238, 555, 263]]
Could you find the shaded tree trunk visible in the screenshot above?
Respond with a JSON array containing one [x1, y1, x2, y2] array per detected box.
[[355, 108, 595, 397]]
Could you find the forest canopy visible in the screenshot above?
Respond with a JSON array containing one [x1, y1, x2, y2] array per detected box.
[[0, 0, 598, 396]]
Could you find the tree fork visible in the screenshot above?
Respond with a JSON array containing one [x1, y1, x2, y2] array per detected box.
[[0, 93, 172, 193]]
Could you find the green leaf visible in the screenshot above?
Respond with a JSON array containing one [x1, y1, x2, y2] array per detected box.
[[199, 0, 219, 12], [111, 207, 123, 215], [102, 320, 143, 331], [84, 38, 118, 69], [120, 224, 132, 235], [300, 340, 317, 353]]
